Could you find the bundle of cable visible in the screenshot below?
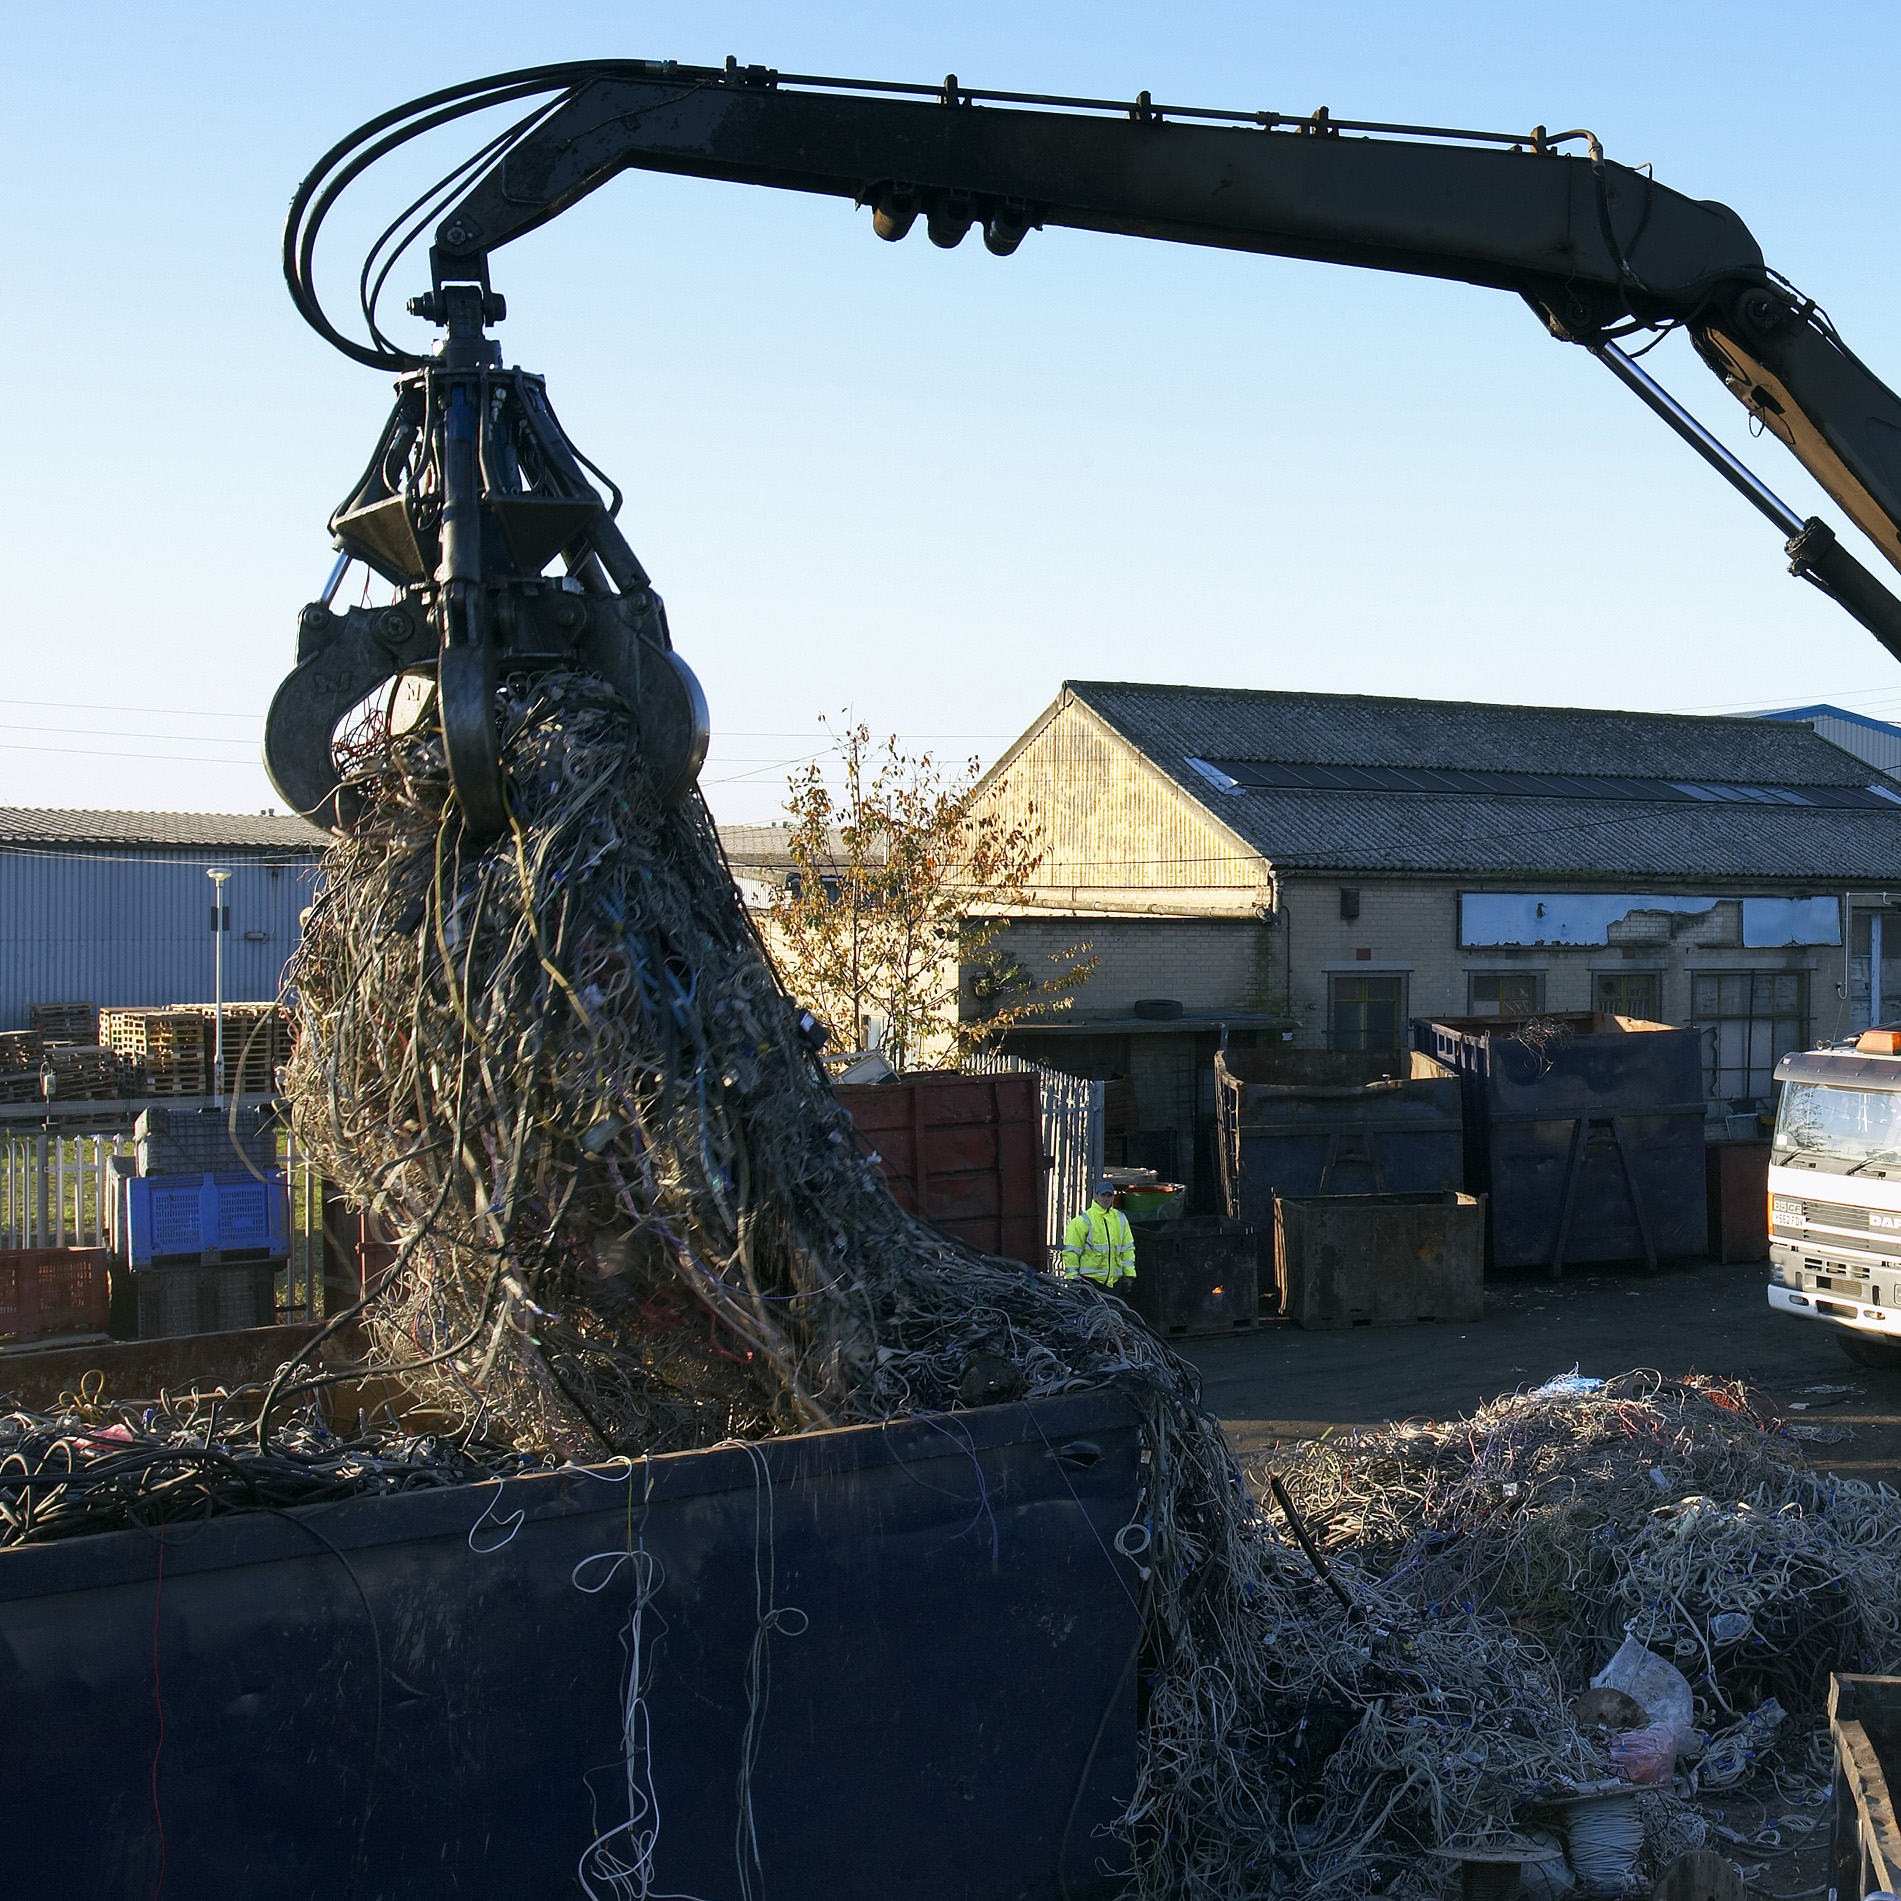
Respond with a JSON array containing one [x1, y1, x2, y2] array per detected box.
[[1560, 1793, 1644, 1895]]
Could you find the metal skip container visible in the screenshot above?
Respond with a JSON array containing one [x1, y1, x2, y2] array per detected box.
[[1275, 1190, 1485, 1329], [837, 1070, 1045, 1269], [1413, 1012, 1708, 1273], [1827, 1672, 1901, 1897], [1126, 1216, 1259, 1335], [0, 1389, 1144, 1901], [1214, 1047, 1466, 1229]]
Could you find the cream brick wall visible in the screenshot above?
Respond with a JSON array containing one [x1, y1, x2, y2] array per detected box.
[[967, 916, 1284, 1021], [1277, 875, 1851, 1049], [969, 695, 1271, 906]]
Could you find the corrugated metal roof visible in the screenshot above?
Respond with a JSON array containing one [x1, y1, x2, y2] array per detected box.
[[1754, 704, 1901, 780], [1173, 786, 1901, 878], [1757, 702, 1901, 741], [1064, 683, 1901, 880], [0, 810, 328, 852], [718, 825, 883, 869], [718, 824, 803, 866], [1069, 681, 1870, 784]]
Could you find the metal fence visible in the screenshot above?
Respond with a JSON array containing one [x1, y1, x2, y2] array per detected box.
[[0, 1126, 326, 1324], [964, 1052, 1103, 1256], [0, 1132, 130, 1250]]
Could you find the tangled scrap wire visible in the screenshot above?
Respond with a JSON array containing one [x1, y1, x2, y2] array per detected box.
[[273, 675, 1829, 1896], [1260, 1373, 1901, 1876], [1509, 1014, 1577, 1074], [0, 1379, 536, 1547], [284, 669, 1138, 1457], [1265, 1374, 1901, 1719]]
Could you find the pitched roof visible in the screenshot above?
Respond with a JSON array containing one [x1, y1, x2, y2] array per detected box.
[[0, 810, 329, 852], [1063, 682, 1901, 881], [1071, 682, 1868, 782], [717, 824, 885, 871], [1756, 702, 1901, 741]]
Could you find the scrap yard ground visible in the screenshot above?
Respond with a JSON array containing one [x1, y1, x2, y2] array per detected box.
[[1186, 1259, 1901, 1480], [1188, 1265, 1864, 1899]]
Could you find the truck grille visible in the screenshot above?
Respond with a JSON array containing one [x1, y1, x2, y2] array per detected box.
[[1773, 1197, 1901, 1255], [1790, 1199, 1892, 1233], [1772, 1221, 1901, 1258]]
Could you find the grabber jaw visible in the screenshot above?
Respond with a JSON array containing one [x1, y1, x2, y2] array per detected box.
[[263, 284, 709, 838]]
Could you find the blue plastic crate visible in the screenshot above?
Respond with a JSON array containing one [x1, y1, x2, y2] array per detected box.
[[123, 1171, 289, 1267]]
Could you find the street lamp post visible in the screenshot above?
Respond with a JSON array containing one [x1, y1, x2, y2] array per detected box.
[[208, 868, 231, 1110]]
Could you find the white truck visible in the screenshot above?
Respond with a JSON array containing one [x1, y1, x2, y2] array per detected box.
[[1769, 1027, 1901, 1367]]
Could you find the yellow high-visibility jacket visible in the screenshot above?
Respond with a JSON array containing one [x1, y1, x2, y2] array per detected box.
[[1061, 1203, 1136, 1285]]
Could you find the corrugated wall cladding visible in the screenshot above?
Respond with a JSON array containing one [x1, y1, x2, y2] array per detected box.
[[0, 848, 322, 1030], [1810, 714, 1901, 777], [974, 700, 1269, 894]]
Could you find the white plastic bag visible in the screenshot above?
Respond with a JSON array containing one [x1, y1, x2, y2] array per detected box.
[[1534, 1365, 1605, 1398], [1591, 1635, 1700, 1759]]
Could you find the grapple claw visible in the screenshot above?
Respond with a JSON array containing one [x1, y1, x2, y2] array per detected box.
[[268, 285, 707, 841]]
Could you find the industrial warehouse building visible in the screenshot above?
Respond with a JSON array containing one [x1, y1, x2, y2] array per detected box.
[[962, 683, 1901, 1209], [0, 810, 328, 1028]]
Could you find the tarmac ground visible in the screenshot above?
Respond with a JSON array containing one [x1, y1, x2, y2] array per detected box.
[[1178, 1254, 1901, 1481]]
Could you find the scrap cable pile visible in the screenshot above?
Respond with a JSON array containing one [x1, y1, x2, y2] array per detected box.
[[0, 1380, 537, 1546], [281, 667, 1139, 1457], [1263, 1372, 1901, 1728], [1246, 1372, 1901, 1887]]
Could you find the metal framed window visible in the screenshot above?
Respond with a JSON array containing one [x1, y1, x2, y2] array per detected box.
[[1330, 973, 1405, 1052], [1594, 971, 1660, 1020], [1691, 971, 1806, 1104], [1466, 971, 1540, 1016]]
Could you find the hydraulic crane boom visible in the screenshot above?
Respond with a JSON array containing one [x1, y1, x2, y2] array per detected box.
[[269, 61, 1901, 832], [419, 63, 1901, 640]]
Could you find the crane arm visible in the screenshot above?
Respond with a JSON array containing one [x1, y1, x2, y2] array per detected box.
[[417, 62, 1901, 651]]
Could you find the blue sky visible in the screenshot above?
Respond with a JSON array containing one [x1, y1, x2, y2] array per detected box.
[[7, 2, 1901, 820]]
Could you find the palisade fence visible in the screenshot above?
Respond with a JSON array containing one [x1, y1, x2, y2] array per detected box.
[[0, 1133, 127, 1251], [963, 1052, 1104, 1259], [0, 1127, 326, 1324]]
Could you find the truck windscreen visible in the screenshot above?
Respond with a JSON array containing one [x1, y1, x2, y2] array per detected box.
[[1776, 1081, 1901, 1165]]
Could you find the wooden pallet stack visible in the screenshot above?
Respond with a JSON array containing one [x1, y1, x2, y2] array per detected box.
[[168, 1003, 291, 1095], [99, 1009, 208, 1097], [30, 1002, 97, 1045], [25, 999, 125, 1099], [0, 1032, 44, 1104], [43, 1045, 123, 1100]]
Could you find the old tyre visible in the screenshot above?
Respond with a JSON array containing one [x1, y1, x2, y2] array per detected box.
[[1835, 1327, 1901, 1368]]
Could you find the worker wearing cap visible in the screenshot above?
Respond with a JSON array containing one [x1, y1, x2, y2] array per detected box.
[[1061, 1180, 1137, 1290]]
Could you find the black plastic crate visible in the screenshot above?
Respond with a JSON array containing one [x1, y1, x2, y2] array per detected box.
[[135, 1104, 277, 1178], [135, 1258, 279, 1339]]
